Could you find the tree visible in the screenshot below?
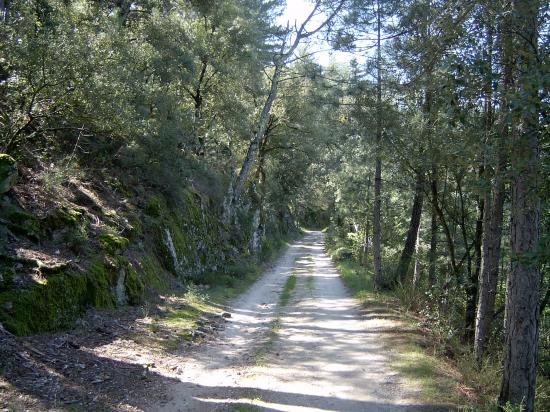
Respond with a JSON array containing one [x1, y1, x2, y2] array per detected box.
[[474, 0, 508, 363], [372, 0, 384, 288], [224, 0, 345, 222], [499, 1, 543, 409]]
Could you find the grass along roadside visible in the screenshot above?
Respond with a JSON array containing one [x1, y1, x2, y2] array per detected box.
[[135, 235, 299, 353], [330, 252, 550, 411], [279, 274, 297, 307], [331, 257, 471, 409]]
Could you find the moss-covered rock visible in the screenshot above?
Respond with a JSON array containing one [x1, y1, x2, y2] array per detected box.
[[99, 232, 129, 255], [6, 209, 40, 239], [0, 269, 14, 292], [0, 272, 89, 335], [124, 262, 144, 305], [86, 260, 116, 308], [138, 255, 168, 291], [145, 195, 163, 217], [53, 206, 83, 226], [0, 154, 17, 194]]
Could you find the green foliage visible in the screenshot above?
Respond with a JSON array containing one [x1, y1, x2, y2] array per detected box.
[[332, 247, 354, 262]]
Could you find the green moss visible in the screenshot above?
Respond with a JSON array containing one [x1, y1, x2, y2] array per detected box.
[[55, 206, 83, 225], [86, 260, 116, 308], [0, 272, 89, 335], [0, 269, 14, 291], [164, 213, 188, 255], [184, 190, 202, 222], [0, 154, 17, 194], [124, 262, 144, 305], [98, 232, 129, 255], [6, 209, 40, 239], [139, 255, 168, 291], [63, 221, 90, 253], [145, 195, 164, 217]]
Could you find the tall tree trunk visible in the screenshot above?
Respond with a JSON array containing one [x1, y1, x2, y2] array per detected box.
[[396, 173, 424, 285], [474, 11, 508, 363], [431, 175, 458, 277], [465, 194, 484, 343], [0, 0, 9, 21], [372, 0, 383, 289], [233, 63, 283, 204], [429, 202, 437, 286], [362, 178, 372, 266], [193, 58, 208, 156], [457, 172, 479, 342], [499, 1, 541, 409], [413, 221, 422, 289]]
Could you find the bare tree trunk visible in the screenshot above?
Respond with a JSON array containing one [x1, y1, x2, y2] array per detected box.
[[0, 0, 9, 21], [193, 58, 208, 156], [499, 1, 541, 409], [396, 173, 424, 285], [233, 63, 283, 205], [249, 116, 276, 254], [372, 0, 383, 289], [457, 172, 478, 342]]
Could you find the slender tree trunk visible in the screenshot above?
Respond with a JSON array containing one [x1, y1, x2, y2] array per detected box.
[[0, 0, 9, 21], [193, 58, 208, 156], [499, 1, 541, 409], [413, 221, 422, 289], [233, 63, 282, 203], [474, 96, 507, 362], [465, 194, 484, 343], [372, 0, 383, 289], [396, 173, 424, 285], [475, 13, 508, 363], [456, 172, 477, 342], [362, 178, 372, 266], [429, 202, 437, 286], [431, 175, 458, 277]]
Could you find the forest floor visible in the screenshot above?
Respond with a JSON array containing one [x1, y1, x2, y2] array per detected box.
[[1, 231, 463, 411]]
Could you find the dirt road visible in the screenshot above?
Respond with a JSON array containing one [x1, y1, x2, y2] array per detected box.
[[154, 231, 442, 412]]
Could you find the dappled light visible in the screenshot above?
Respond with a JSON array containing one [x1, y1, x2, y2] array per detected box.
[[0, 0, 546, 410], [154, 232, 447, 411]]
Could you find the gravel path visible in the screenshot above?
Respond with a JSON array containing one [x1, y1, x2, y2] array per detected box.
[[154, 231, 442, 412]]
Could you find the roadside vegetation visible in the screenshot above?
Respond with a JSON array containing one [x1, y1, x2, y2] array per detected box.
[[326, 237, 550, 411]]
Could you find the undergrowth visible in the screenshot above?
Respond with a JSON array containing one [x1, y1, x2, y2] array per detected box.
[[329, 254, 469, 408], [327, 247, 550, 411], [135, 237, 295, 352]]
